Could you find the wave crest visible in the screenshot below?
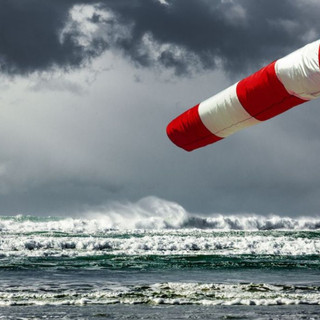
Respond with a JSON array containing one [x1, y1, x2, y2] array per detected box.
[[84, 196, 320, 231], [0, 196, 320, 231]]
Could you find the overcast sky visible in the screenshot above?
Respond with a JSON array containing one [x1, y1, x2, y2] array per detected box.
[[1, 0, 320, 216]]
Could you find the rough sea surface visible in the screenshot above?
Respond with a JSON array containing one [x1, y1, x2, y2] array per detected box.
[[0, 197, 320, 319]]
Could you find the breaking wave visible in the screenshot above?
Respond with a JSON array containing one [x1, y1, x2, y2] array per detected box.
[[0, 197, 319, 266], [1, 196, 320, 232]]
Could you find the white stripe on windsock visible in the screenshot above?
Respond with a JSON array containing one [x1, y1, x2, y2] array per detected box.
[[198, 83, 261, 138]]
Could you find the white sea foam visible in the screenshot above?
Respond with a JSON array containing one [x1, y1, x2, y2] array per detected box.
[[1, 230, 320, 257], [0, 282, 319, 306]]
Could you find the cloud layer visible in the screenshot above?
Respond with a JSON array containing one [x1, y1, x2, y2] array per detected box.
[[1, 1, 320, 216]]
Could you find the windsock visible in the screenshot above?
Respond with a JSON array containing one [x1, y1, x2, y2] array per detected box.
[[167, 40, 320, 151]]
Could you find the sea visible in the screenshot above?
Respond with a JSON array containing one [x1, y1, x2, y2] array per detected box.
[[0, 197, 320, 319]]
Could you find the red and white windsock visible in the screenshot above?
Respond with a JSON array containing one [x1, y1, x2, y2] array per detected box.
[[167, 40, 320, 151]]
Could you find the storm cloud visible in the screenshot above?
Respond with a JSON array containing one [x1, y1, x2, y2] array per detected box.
[[1, 0, 320, 76]]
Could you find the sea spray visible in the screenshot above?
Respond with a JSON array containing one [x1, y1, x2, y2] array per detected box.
[[1, 197, 320, 232]]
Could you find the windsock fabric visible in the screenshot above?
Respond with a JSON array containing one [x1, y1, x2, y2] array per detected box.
[[167, 40, 320, 151]]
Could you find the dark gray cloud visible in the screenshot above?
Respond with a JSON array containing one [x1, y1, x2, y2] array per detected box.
[[0, 0, 105, 74], [104, 0, 320, 75], [1, 0, 319, 76]]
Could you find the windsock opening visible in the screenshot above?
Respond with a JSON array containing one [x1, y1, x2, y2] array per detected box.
[[166, 104, 222, 151]]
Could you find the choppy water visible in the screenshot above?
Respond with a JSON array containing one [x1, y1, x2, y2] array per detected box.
[[1, 197, 320, 319]]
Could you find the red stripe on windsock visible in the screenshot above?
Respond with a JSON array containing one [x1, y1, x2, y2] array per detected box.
[[166, 104, 222, 151], [236, 61, 306, 121]]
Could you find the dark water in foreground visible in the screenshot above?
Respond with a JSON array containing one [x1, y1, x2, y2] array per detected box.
[[1, 304, 320, 320], [0, 269, 320, 319], [0, 210, 320, 319]]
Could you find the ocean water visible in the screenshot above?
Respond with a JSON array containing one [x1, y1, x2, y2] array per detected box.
[[1, 197, 320, 319]]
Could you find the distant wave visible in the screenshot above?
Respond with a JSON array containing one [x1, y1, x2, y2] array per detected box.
[[1, 196, 320, 231], [182, 215, 320, 231], [1, 232, 320, 258], [1, 197, 320, 269]]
